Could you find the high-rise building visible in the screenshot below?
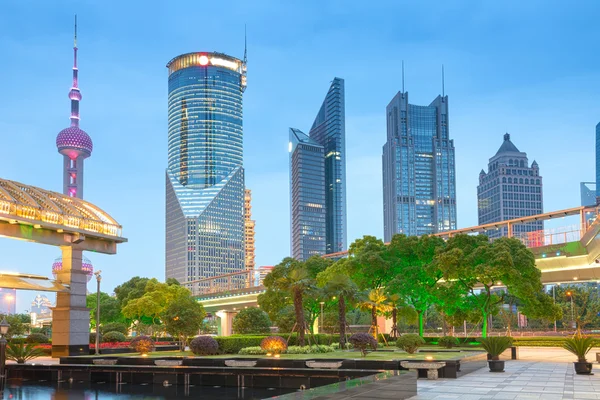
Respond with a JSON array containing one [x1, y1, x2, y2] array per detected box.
[[289, 78, 346, 260], [53, 16, 95, 279], [382, 91, 457, 241], [581, 182, 597, 207], [596, 122, 600, 198], [165, 52, 248, 284], [477, 133, 543, 238], [244, 189, 256, 270], [289, 128, 326, 260], [0, 289, 16, 315], [56, 17, 92, 199]]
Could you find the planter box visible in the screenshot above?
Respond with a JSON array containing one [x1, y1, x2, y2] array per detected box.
[[92, 359, 117, 365], [224, 360, 257, 367], [306, 361, 343, 369], [154, 360, 183, 367]]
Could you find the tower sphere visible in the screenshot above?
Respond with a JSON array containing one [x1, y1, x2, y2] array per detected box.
[[52, 255, 94, 283], [56, 126, 93, 157]]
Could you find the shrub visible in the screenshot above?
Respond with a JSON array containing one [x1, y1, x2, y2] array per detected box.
[[260, 336, 288, 355], [233, 307, 272, 334], [129, 335, 155, 354], [189, 336, 219, 356], [286, 345, 336, 354], [563, 336, 596, 363], [216, 336, 267, 354], [103, 331, 127, 343], [396, 334, 425, 354], [26, 333, 49, 344], [90, 332, 102, 343], [239, 346, 267, 355], [349, 333, 378, 357], [100, 322, 129, 336], [6, 342, 46, 363], [438, 336, 459, 349], [479, 336, 513, 360]]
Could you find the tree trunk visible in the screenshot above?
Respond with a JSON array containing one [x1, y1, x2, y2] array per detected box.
[[338, 294, 346, 348], [391, 308, 398, 338], [481, 311, 488, 338], [371, 305, 378, 339], [418, 310, 424, 337], [441, 311, 447, 336], [293, 289, 306, 346]]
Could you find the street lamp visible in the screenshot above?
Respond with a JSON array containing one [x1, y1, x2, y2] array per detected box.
[[566, 291, 575, 329], [94, 270, 102, 355], [0, 318, 10, 392]]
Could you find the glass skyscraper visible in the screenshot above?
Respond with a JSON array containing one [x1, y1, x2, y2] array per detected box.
[[596, 122, 600, 198], [477, 133, 543, 238], [382, 91, 457, 241], [165, 52, 247, 284], [289, 78, 346, 260], [580, 182, 597, 207]]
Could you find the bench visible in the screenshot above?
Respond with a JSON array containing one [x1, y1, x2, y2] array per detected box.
[[400, 361, 446, 380]]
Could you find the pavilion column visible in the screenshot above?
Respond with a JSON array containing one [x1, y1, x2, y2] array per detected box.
[[51, 246, 90, 357]]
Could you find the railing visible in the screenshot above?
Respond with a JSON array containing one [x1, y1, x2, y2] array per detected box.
[[184, 270, 267, 297]]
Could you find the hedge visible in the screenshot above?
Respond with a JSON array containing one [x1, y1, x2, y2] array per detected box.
[[215, 333, 344, 354]]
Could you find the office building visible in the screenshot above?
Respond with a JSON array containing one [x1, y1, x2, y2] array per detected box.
[[244, 189, 256, 270], [289, 78, 347, 260], [0, 289, 16, 314], [382, 91, 457, 241], [165, 52, 248, 284], [477, 133, 543, 238], [581, 182, 597, 207]]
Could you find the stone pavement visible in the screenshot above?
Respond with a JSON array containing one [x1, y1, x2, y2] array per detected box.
[[410, 361, 600, 400]]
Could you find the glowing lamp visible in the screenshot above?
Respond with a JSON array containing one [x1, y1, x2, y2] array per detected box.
[[266, 353, 272, 357], [425, 356, 433, 361], [274, 354, 281, 358], [0, 318, 10, 336], [199, 55, 209, 66]]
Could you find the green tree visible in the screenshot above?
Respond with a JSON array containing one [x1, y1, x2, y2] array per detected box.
[[232, 307, 271, 334], [555, 285, 599, 330], [436, 235, 559, 337], [316, 258, 360, 347], [347, 236, 393, 291], [162, 293, 206, 350], [86, 292, 123, 331], [358, 288, 394, 339], [387, 234, 446, 337], [0, 314, 30, 338]]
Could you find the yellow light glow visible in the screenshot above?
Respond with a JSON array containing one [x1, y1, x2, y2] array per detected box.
[[210, 57, 239, 70], [425, 356, 433, 361], [274, 354, 281, 358], [199, 55, 209, 66]]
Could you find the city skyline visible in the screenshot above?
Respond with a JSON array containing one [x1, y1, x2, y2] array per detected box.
[[1, 1, 599, 312]]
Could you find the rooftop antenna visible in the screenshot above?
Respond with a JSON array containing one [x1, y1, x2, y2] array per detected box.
[[243, 24, 247, 64], [442, 64, 445, 97], [401, 60, 405, 93]]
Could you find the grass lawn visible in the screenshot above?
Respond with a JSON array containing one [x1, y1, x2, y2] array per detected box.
[[87, 349, 481, 361]]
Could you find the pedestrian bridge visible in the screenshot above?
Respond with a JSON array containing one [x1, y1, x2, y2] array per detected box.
[[191, 205, 600, 333]]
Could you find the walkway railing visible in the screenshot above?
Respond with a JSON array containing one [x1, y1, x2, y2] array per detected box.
[[184, 270, 266, 297]]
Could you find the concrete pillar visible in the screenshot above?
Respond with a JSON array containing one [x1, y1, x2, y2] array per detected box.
[[215, 311, 237, 336], [51, 247, 90, 357]]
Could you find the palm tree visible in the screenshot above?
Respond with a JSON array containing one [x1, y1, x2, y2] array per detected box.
[[359, 288, 394, 340], [319, 273, 360, 348]]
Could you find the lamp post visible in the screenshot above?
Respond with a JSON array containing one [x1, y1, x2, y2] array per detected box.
[[566, 291, 575, 329], [94, 271, 102, 355], [319, 302, 325, 334], [0, 318, 10, 392], [552, 285, 557, 332]]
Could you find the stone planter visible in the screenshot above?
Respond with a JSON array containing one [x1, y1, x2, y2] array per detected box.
[[574, 362, 593, 375], [224, 360, 257, 368], [154, 360, 183, 367], [92, 359, 117, 365], [305, 361, 343, 369], [488, 360, 505, 372]]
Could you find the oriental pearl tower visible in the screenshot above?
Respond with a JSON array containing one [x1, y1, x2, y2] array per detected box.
[[53, 16, 94, 282]]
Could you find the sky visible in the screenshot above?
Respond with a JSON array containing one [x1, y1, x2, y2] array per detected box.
[[0, 0, 599, 313]]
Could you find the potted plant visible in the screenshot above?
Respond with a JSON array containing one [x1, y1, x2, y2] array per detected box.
[[563, 336, 595, 375], [6, 342, 46, 364], [480, 336, 513, 372]]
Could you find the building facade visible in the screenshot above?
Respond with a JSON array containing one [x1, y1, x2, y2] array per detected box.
[[289, 78, 346, 260], [596, 122, 600, 198], [244, 189, 256, 270], [289, 128, 326, 260], [581, 182, 597, 207], [165, 52, 248, 284], [477, 133, 543, 238], [382, 91, 457, 241]]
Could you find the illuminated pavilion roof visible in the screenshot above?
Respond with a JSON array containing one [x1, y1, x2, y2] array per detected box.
[[0, 178, 122, 238]]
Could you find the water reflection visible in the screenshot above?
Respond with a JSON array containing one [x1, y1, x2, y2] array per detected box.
[[1, 382, 293, 399]]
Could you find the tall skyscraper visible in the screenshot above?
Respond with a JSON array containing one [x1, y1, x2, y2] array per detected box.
[[289, 78, 346, 260], [53, 16, 95, 279], [165, 52, 248, 284], [289, 128, 326, 260], [477, 133, 543, 238], [596, 122, 600, 198], [382, 91, 457, 241], [56, 17, 93, 199], [244, 189, 256, 270], [580, 182, 597, 207]]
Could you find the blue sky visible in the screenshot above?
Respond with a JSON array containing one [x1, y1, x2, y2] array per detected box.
[[1, 0, 599, 313]]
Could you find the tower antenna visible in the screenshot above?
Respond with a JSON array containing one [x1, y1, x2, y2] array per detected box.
[[243, 24, 247, 64], [401, 60, 405, 93], [74, 14, 77, 47], [442, 64, 445, 97]]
